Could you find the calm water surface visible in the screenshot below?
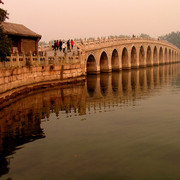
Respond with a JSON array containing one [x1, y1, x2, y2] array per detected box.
[[1, 64, 180, 180]]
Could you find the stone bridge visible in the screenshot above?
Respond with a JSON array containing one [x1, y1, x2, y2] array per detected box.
[[77, 37, 180, 74]]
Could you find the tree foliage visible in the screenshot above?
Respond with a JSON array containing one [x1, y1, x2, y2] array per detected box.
[[0, 8, 8, 22], [159, 32, 180, 49], [139, 33, 150, 38], [0, 8, 10, 61]]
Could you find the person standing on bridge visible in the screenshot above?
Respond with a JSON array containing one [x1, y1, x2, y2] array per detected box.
[[67, 40, 70, 52], [59, 40, 62, 51], [71, 39, 74, 50], [56, 40, 59, 50], [53, 40, 56, 51], [62, 42, 66, 53]]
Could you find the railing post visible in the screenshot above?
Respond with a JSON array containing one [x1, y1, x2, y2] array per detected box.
[[64, 52, 68, 63], [45, 51, 48, 65], [37, 52, 40, 65], [16, 51, 20, 67], [22, 51, 26, 67], [54, 51, 58, 64], [10, 53, 13, 67]]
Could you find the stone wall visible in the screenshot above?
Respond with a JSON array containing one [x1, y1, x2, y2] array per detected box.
[[0, 63, 86, 103]]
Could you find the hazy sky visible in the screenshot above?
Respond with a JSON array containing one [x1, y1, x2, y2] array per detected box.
[[2, 0, 180, 42]]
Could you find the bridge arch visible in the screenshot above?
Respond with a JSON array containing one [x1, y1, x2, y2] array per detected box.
[[159, 47, 163, 64], [122, 47, 129, 69], [146, 46, 152, 66], [153, 46, 158, 64], [131, 46, 137, 68], [86, 54, 97, 74], [164, 48, 168, 63], [111, 49, 120, 71], [139, 46, 145, 67], [169, 49, 172, 63], [84, 38, 180, 73], [100, 51, 109, 72], [172, 50, 174, 62]]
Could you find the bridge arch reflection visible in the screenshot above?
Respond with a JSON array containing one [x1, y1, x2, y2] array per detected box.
[[86, 64, 180, 105]]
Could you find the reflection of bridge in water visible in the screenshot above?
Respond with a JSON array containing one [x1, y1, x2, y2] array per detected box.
[[0, 64, 180, 177], [86, 64, 180, 109]]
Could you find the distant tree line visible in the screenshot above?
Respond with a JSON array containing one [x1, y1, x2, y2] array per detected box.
[[159, 32, 180, 49]]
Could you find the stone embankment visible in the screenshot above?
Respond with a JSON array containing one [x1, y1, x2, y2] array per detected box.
[[0, 51, 85, 107]]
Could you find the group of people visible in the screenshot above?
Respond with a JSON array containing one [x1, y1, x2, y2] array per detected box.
[[52, 39, 74, 53]]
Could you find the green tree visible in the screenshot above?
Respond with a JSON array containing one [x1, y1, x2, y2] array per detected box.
[[159, 32, 180, 49], [0, 8, 11, 61]]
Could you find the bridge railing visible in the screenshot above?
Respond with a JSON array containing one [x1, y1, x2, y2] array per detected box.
[[75, 36, 179, 51], [0, 51, 81, 69]]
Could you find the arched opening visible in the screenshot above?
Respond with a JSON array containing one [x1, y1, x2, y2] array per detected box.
[[100, 51, 108, 72], [139, 46, 145, 67], [111, 49, 119, 71], [159, 47, 163, 64], [146, 46, 152, 66], [153, 46, 158, 64], [172, 51, 174, 62], [122, 47, 128, 69], [87, 75, 97, 97], [131, 46, 137, 68], [87, 55, 97, 74], [169, 50, 172, 63], [165, 48, 167, 63]]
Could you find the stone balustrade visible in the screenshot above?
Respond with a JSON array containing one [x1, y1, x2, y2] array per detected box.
[[0, 51, 80, 69]]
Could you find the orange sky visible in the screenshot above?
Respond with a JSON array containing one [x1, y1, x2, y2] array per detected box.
[[2, 0, 180, 42]]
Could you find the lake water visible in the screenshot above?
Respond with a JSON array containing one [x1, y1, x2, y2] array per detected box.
[[1, 64, 180, 180]]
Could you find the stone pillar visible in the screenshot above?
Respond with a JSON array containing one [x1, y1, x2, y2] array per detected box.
[[22, 51, 26, 66], [64, 52, 68, 63], [16, 51, 20, 67], [126, 49, 132, 69], [45, 51, 48, 65], [10, 53, 13, 67], [156, 48, 160, 66]]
